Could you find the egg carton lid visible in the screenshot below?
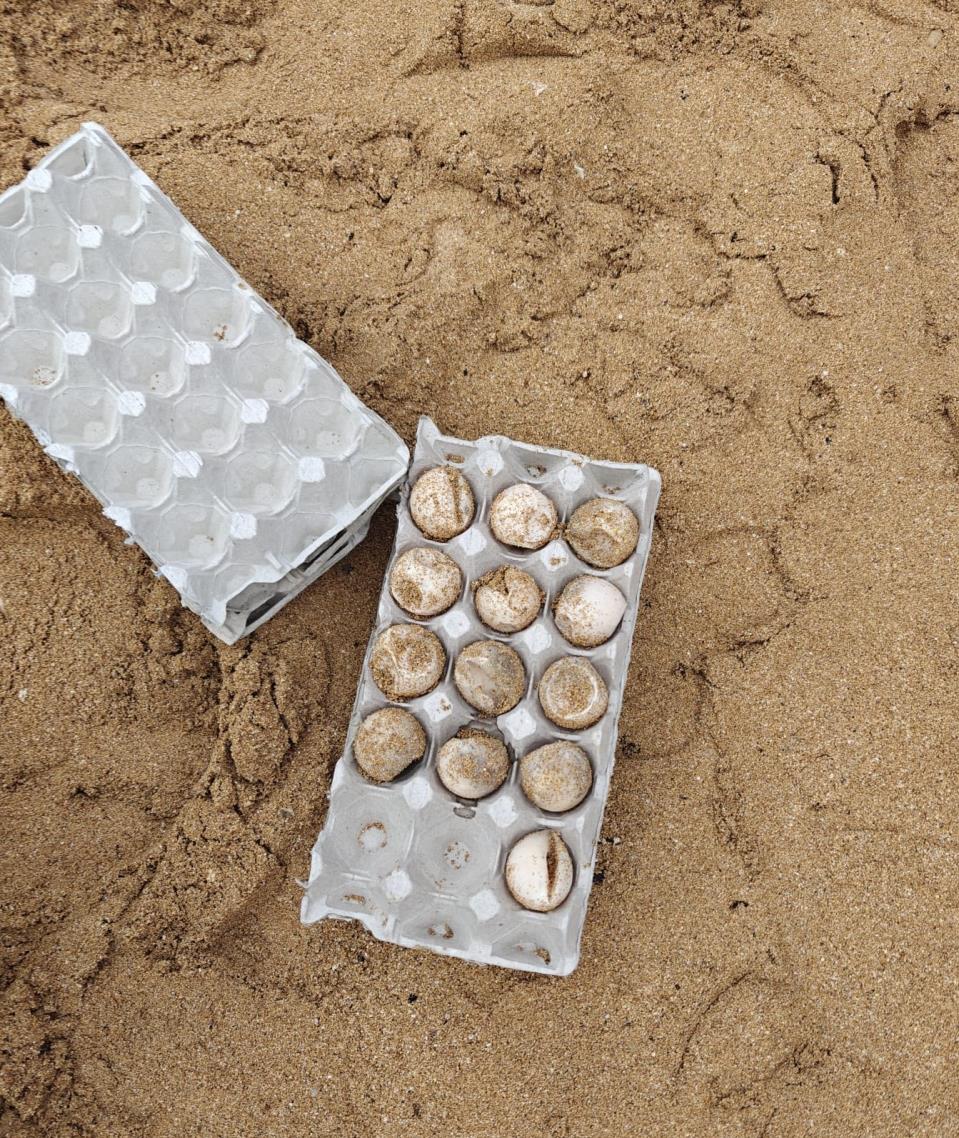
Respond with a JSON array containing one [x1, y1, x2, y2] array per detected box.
[[301, 416, 661, 975], [0, 122, 409, 643]]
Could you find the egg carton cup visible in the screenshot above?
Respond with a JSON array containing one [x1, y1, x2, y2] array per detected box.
[[302, 417, 661, 976], [0, 122, 408, 643]]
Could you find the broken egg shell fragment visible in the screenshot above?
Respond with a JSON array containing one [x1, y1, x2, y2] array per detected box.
[[473, 565, 543, 633]]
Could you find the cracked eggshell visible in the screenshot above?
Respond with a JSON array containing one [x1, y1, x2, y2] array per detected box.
[[389, 547, 462, 617], [553, 575, 627, 648], [354, 707, 427, 782], [409, 465, 475, 541], [436, 727, 510, 799], [564, 497, 639, 569], [519, 741, 593, 813], [473, 565, 543, 633], [538, 656, 609, 730], [453, 640, 526, 717], [489, 483, 558, 550], [370, 623, 446, 700], [505, 829, 574, 912]]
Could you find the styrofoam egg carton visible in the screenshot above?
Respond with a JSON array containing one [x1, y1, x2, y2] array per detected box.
[[302, 417, 661, 975], [0, 122, 408, 643]]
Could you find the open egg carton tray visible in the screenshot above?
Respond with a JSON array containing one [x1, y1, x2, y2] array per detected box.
[[302, 417, 661, 975], [0, 122, 408, 643]]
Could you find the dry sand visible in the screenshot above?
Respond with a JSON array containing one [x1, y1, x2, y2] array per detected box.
[[2, 2, 958, 1135]]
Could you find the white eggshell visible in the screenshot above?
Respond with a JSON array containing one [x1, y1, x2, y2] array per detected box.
[[389, 547, 462, 617], [409, 466, 475, 540], [554, 575, 626, 648], [436, 730, 510, 799], [505, 829, 574, 912], [489, 483, 558, 550]]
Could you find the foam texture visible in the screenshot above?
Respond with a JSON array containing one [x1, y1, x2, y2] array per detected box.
[[0, 123, 409, 643], [302, 417, 661, 975]]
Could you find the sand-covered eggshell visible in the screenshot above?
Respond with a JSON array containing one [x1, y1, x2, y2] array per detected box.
[[554, 575, 627, 648], [409, 466, 475, 541], [520, 741, 593, 812], [473, 565, 543, 633], [370, 623, 446, 700], [565, 498, 639, 569], [390, 547, 462, 617], [489, 483, 558, 550], [453, 640, 526, 716], [538, 657, 609, 730], [354, 707, 427, 782], [436, 728, 510, 799]]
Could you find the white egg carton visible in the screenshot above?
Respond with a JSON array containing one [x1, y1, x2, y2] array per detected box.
[[302, 417, 661, 975], [0, 122, 408, 643]]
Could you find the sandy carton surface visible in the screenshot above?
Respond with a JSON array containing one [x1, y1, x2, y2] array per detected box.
[[1, 2, 958, 1135]]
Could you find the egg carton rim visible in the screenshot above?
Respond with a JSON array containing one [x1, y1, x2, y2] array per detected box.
[[423, 417, 663, 486]]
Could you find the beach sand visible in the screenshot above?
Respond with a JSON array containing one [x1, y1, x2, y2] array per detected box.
[[1, 2, 958, 1134]]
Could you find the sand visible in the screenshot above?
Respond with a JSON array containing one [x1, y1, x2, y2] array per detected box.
[[1, 2, 958, 1134]]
